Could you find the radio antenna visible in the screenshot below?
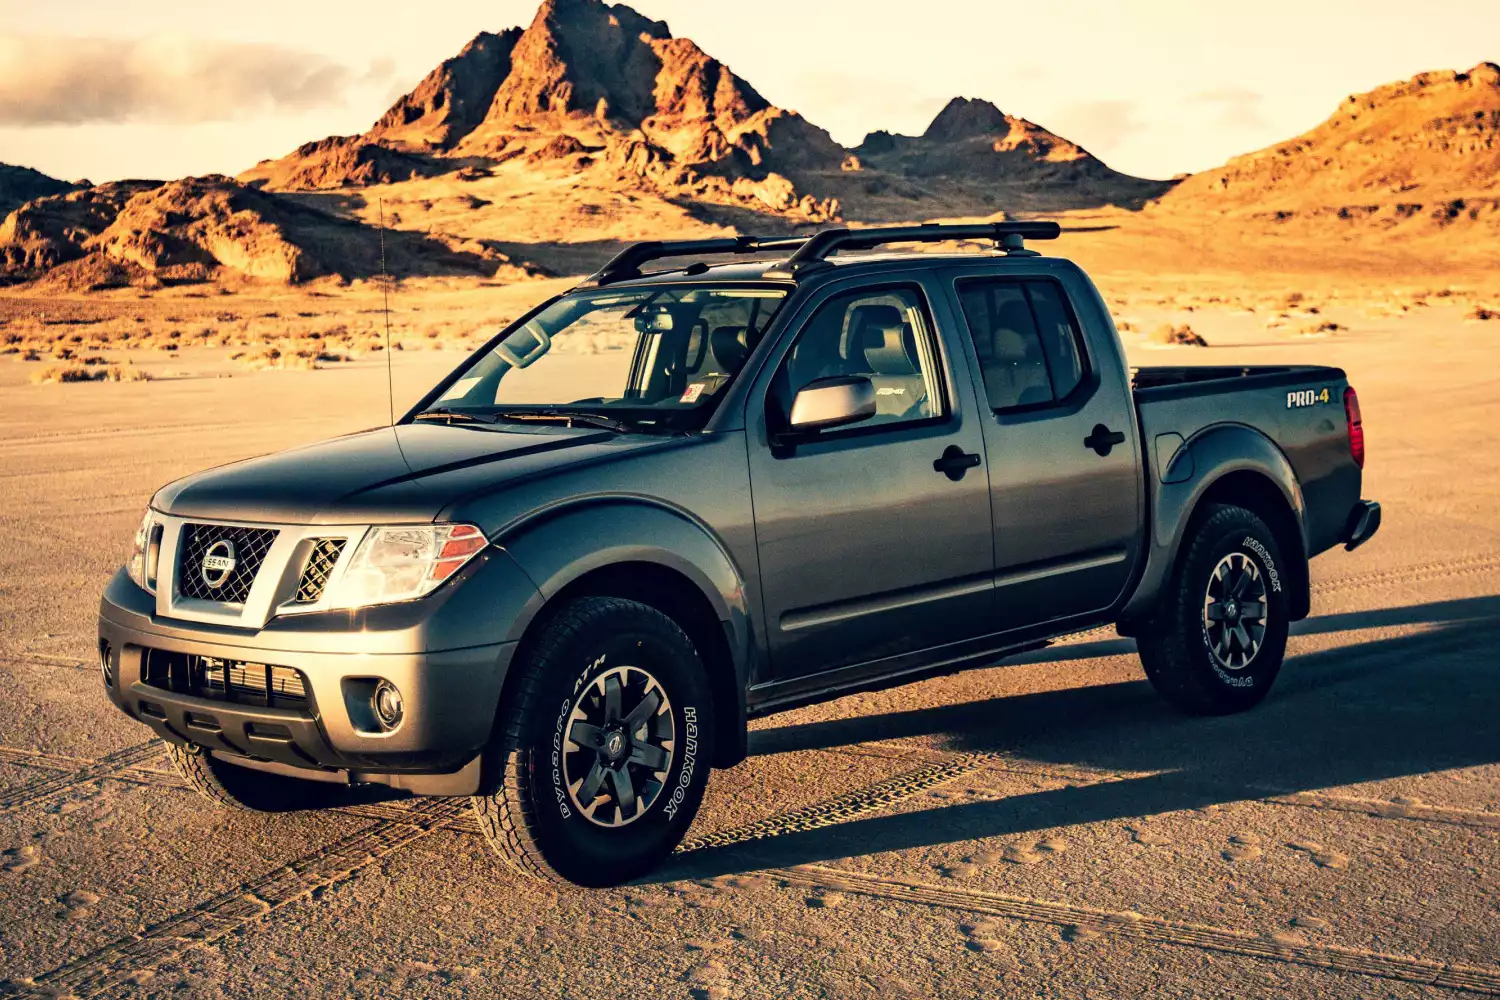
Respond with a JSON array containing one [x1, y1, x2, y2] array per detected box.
[[378, 197, 395, 426]]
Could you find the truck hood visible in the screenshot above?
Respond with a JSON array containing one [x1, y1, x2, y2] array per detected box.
[[153, 422, 654, 525]]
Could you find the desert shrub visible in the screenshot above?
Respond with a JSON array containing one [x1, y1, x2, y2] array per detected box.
[[1151, 324, 1208, 347], [31, 364, 150, 384], [1467, 306, 1498, 321], [1300, 321, 1343, 335]]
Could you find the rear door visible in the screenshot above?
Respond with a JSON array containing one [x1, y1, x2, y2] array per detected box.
[[745, 272, 995, 681], [945, 267, 1142, 631]]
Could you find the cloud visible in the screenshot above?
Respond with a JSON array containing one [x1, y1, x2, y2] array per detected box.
[[0, 35, 395, 125], [1189, 88, 1270, 130], [1043, 99, 1145, 155]]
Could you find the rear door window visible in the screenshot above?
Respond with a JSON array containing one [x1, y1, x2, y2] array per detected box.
[[957, 278, 1087, 411]]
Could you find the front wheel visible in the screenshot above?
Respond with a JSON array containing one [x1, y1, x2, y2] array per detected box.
[[472, 597, 714, 886], [1137, 503, 1291, 715]]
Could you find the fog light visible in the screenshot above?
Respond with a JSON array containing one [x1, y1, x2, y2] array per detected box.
[[372, 681, 404, 731], [99, 639, 114, 689]]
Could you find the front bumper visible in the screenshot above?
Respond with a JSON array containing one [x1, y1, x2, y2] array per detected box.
[[1342, 499, 1382, 551], [98, 554, 534, 795]]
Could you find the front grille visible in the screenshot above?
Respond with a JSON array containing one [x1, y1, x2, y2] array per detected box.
[[295, 538, 346, 603], [177, 523, 278, 604], [141, 649, 309, 709]]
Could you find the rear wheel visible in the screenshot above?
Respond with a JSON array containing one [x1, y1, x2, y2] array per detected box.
[[1137, 504, 1291, 714], [167, 744, 346, 812], [472, 597, 713, 886]]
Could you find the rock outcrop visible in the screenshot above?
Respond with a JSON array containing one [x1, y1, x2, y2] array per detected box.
[[0, 162, 77, 218], [0, 175, 537, 287], [849, 97, 1170, 207], [1161, 62, 1500, 227], [369, 29, 524, 149]]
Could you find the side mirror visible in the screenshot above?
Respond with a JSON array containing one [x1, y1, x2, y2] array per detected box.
[[787, 375, 877, 433]]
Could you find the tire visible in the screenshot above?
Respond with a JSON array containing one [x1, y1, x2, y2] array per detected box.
[[472, 597, 714, 887], [167, 743, 346, 812], [1137, 503, 1291, 715]]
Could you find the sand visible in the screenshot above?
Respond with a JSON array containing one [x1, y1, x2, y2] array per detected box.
[[0, 268, 1497, 997]]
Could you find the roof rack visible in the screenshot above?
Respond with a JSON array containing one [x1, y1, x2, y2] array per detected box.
[[579, 235, 812, 287], [761, 221, 1061, 279]]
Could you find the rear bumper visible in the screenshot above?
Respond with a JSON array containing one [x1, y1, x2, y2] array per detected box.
[[98, 573, 519, 795], [1342, 500, 1382, 551]]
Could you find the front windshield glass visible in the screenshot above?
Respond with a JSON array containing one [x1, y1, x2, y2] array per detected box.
[[422, 285, 788, 430]]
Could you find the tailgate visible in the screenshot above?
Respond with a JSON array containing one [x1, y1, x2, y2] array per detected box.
[[1134, 364, 1363, 557]]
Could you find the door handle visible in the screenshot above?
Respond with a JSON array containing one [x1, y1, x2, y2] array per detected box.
[[933, 445, 982, 481], [1084, 423, 1127, 457]]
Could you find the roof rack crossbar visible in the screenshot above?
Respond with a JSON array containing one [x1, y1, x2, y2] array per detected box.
[[762, 221, 1061, 278], [581, 235, 811, 287]]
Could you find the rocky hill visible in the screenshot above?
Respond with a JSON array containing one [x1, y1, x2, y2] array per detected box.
[[0, 175, 540, 290], [831, 97, 1173, 217], [0, 163, 77, 218], [242, 0, 1158, 227], [1160, 62, 1500, 230]]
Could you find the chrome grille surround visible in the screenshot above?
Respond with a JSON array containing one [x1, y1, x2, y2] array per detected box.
[[177, 523, 278, 604], [295, 538, 347, 604], [149, 514, 367, 629]]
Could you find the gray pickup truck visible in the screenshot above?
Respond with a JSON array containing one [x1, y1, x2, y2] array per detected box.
[[99, 222, 1379, 886]]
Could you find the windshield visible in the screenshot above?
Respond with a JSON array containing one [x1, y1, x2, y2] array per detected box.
[[421, 284, 788, 431]]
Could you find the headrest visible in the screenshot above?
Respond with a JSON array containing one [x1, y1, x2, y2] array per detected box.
[[992, 299, 1036, 362], [863, 322, 920, 376], [707, 325, 749, 373]]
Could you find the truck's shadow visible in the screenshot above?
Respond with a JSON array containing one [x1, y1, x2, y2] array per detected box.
[[655, 594, 1500, 882]]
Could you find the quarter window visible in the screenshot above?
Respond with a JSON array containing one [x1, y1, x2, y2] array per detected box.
[[775, 286, 946, 431], [958, 279, 1086, 411]]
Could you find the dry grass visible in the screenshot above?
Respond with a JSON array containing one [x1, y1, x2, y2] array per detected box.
[[30, 363, 151, 384], [1150, 323, 1209, 347]]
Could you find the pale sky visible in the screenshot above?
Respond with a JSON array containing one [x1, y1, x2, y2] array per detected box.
[[1, 0, 1495, 184]]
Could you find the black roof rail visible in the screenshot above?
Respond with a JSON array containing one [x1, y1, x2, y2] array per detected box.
[[761, 221, 1062, 279], [579, 235, 812, 288]]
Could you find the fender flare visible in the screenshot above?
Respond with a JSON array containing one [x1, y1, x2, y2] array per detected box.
[[1120, 424, 1310, 626], [492, 495, 757, 764]]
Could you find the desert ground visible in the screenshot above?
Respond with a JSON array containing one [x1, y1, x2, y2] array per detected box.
[[0, 241, 1498, 998]]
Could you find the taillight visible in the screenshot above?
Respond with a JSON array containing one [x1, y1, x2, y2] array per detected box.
[[1344, 387, 1364, 468]]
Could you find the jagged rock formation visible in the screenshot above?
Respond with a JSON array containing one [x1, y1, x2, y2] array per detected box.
[[240, 135, 442, 191], [847, 97, 1172, 209], [0, 162, 77, 217], [243, 0, 858, 222], [0, 175, 539, 288], [1161, 62, 1500, 228], [369, 29, 523, 149]]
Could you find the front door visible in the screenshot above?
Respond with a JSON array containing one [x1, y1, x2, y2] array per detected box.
[[948, 270, 1141, 632], [747, 277, 995, 681]]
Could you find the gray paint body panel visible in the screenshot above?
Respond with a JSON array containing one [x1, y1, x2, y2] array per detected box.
[[102, 250, 1371, 783]]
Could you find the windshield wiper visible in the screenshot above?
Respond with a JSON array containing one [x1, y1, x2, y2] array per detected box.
[[411, 408, 496, 425], [493, 409, 632, 433]]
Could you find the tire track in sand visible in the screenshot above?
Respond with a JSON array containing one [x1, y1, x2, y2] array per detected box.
[[0, 799, 465, 999], [0, 740, 164, 815], [769, 865, 1500, 995]]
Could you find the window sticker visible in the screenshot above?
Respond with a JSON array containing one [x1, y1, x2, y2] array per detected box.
[[439, 376, 482, 401], [680, 382, 707, 403]]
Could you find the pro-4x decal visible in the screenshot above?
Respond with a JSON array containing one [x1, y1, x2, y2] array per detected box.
[[1286, 387, 1332, 409]]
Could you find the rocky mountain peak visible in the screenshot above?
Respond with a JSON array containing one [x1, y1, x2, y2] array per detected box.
[[923, 97, 1010, 142], [486, 0, 669, 123], [370, 29, 523, 149]]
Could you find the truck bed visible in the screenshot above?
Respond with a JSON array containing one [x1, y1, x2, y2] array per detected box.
[[1132, 364, 1344, 400], [1132, 363, 1360, 559]]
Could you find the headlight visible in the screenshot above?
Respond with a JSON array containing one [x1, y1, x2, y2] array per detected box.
[[126, 508, 159, 593], [325, 524, 487, 608]]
